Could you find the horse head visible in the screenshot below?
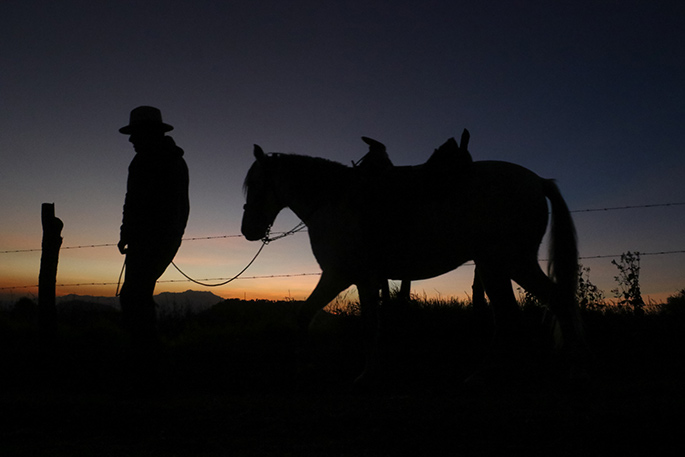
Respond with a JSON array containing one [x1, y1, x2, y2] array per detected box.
[[241, 145, 284, 241]]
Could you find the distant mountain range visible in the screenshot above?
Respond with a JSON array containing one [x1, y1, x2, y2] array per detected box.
[[1, 290, 226, 313]]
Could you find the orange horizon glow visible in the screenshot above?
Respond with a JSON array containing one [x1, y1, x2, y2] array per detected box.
[[2, 239, 683, 306], [0, 277, 679, 307]]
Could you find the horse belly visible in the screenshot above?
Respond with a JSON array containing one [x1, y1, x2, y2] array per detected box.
[[370, 208, 473, 280]]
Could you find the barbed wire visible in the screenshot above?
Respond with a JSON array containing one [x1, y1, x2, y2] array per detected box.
[[578, 250, 685, 260], [0, 273, 323, 291], [570, 202, 685, 213], [0, 234, 265, 254], [2, 250, 684, 292], [1, 201, 685, 292], [2, 201, 684, 255]]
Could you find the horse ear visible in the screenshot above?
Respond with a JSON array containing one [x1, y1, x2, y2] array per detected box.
[[254, 144, 266, 162]]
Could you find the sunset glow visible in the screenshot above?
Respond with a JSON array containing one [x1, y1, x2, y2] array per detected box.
[[1, 1, 684, 305]]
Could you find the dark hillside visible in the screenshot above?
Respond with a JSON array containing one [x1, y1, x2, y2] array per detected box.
[[0, 296, 683, 456]]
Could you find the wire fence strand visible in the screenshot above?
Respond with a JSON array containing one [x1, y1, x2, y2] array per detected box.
[[2, 202, 684, 255], [2, 250, 684, 292], [2, 201, 685, 292], [570, 202, 685, 213]]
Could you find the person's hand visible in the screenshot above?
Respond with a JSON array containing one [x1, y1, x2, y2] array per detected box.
[[118, 239, 128, 255]]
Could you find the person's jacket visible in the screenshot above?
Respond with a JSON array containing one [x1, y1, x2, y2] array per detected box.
[[120, 136, 189, 246]]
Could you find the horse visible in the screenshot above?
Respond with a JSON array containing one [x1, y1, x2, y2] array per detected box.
[[241, 142, 586, 386]]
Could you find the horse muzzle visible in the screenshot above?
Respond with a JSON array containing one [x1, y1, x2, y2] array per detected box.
[[241, 219, 269, 241]]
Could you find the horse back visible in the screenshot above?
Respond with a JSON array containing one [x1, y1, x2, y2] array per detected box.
[[349, 160, 549, 278], [466, 160, 549, 240], [362, 160, 547, 228]]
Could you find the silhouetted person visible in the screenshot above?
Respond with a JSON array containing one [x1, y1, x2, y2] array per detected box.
[[117, 106, 189, 365]]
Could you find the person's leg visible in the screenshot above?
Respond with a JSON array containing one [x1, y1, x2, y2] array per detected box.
[[119, 251, 159, 347]]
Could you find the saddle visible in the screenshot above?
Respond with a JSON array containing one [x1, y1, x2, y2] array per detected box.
[[355, 128, 473, 175], [425, 128, 472, 169], [355, 136, 393, 171]]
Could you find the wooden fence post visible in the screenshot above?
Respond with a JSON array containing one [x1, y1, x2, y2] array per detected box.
[[38, 203, 63, 339]]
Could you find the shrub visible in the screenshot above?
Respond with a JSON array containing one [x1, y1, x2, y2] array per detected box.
[[10, 297, 38, 321], [611, 251, 645, 316], [662, 289, 685, 317], [577, 265, 605, 311]]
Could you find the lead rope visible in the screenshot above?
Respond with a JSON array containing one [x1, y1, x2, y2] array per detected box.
[[261, 221, 307, 242], [170, 238, 268, 287], [115, 258, 126, 297], [168, 221, 306, 287], [114, 236, 268, 293]]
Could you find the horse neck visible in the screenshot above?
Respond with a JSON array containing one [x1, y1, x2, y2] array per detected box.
[[272, 155, 348, 222]]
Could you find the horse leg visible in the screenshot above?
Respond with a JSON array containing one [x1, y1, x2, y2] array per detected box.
[[380, 279, 411, 302], [513, 260, 586, 346], [471, 266, 488, 318], [380, 280, 411, 302], [299, 271, 351, 332], [465, 264, 528, 385], [399, 279, 411, 301], [354, 281, 384, 389], [381, 280, 390, 302], [478, 265, 520, 328], [512, 261, 589, 380]]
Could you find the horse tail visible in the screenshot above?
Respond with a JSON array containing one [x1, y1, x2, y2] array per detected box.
[[544, 179, 578, 299], [544, 180, 591, 372]]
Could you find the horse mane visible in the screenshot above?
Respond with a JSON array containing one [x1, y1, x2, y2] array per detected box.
[[243, 153, 351, 197]]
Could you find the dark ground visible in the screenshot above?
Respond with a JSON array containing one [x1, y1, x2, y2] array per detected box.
[[1, 298, 683, 456]]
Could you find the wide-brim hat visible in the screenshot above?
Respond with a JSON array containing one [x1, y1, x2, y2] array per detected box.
[[119, 106, 174, 134]]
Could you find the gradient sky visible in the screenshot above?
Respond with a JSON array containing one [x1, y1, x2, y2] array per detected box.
[[1, 0, 684, 303]]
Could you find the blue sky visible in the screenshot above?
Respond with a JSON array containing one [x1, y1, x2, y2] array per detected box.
[[1, 0, 684, 302]]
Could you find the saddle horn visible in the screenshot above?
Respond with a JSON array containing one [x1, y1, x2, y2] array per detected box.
[[460, 129, 470, 151], [361, 136, 386, 153]]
